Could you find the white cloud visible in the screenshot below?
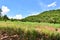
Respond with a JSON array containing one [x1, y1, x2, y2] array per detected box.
[[39, 2, 57, 11], [1, 5, 10, 15], [48, 2, 56, 7], [14, 14, 22, 19], [29, 12, 40, 16], [31, 12, 39, 15], [8, 14, 22, 19]]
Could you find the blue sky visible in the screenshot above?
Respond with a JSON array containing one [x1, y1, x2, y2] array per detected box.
[[0, 0, 60, 19]]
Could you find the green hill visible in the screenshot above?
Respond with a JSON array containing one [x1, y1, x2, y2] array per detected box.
[[21, 9, 60, 23]]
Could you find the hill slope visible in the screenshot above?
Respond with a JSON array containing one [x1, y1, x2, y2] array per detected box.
[[21, 9, 60, 23]]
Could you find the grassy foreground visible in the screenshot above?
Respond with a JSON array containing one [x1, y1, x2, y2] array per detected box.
[[0, 21, 60, 40]]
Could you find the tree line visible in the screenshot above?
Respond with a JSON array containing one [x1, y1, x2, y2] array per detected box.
[[0, 8, 60, 24]]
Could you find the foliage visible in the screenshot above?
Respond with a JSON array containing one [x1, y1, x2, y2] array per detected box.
[[3, 15, 9, 21], [0, 8, 2, 17], [21, 9, 60, 23], [0, 9, 9, 21]]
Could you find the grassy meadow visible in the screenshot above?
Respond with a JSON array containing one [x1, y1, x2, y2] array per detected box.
[[0, 21, 60, 40]]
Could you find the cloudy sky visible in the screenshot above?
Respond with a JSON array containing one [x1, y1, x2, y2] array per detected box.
[[0, 0, 60, 19]]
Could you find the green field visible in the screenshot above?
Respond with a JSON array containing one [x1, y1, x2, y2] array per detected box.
[[0, 21, 60, 40]]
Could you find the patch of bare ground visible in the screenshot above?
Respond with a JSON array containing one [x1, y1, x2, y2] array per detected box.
[[45, 26, 60, 33], [56, 28, 60, 32], [44, 26, 55, 31], [35, 26, 60, 33], [0, 33, 20, 40]]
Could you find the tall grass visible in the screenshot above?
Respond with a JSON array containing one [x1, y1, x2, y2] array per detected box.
[[0, 21, 60, 40]]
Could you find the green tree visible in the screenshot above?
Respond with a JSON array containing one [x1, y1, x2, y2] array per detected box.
[[0, 9, 2, 20], [0, 9, 2, 17], [3, 15, 9, 21]]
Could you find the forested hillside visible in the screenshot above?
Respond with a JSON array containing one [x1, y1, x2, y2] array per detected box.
[[21, 9, 60, 23]]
